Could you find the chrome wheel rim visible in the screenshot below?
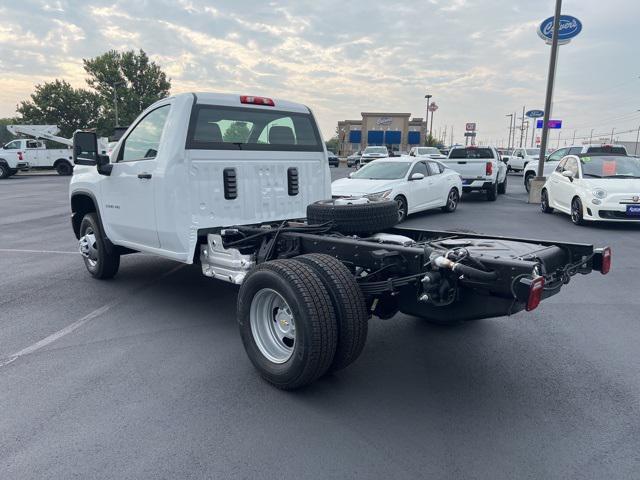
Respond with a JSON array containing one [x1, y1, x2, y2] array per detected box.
[[250, 288, 296, 364], [541, 192, 548, 211], [447, 190, 458, 210], [396, 198, 406, 221], [79, 228, 98, 268]]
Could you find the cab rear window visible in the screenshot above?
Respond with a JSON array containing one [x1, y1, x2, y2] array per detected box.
[[186, 105, 323, 152], [449, 148, 494, 159], [586, 146, 627, 155]]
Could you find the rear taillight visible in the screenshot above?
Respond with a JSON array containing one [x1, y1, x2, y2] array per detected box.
[[526, 276, 545, 312], [240, 95, 275, 106], [486, 162, 493, 176], [18, 151, 23, 161], [600, 246, 612, 275]]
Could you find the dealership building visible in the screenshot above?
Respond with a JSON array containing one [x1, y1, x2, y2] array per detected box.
[[337, 113, 427, 155]]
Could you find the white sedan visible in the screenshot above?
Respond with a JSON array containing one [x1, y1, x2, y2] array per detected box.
[[331, 157, 463, 222], [541, 154, 640, 225]]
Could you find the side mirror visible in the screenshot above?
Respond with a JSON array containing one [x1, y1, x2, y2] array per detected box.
[[348, 172, 354, 178], [561, 170, 574, 180], [517, 153, 524, 158], [73, 131, 98, 166], [410, 172, 425, 181]]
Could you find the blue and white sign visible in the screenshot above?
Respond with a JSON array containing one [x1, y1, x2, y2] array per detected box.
[[537, 15, 582, 45], [526, 109, 544, 118], [537, 119, 562, 129]]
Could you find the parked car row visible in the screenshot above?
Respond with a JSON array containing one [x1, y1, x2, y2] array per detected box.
[[331, 145, 509, 222]]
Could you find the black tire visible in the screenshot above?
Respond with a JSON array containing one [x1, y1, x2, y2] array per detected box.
[[540, 189, 554, 213], [9, 168, 18, 176], [441, 187, 459, 213], [0, 164, 9, 179], [524, 172, 534, 193], [297, 254, 368, 373], [307, 198, 398, 234], [237, 260, 338, 390], [486, 181, 498, 201], [497, 174, 507, 194], [571, 197, 585, 226], [79, 213, 120, 279], [55, 160, 73, 176], [394, 195, 408, 222]]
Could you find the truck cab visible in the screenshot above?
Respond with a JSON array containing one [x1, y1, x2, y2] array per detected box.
[[0, 139, 30, 178], [71, 92, 330, 262]]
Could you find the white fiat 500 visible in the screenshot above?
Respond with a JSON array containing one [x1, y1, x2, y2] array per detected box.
[[541, 154, 640, 225], [331, 157, 463, 222]]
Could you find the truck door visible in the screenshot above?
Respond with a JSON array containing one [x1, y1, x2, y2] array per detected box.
[[25, 140, 42, 167], [101, 104, 171, 248]]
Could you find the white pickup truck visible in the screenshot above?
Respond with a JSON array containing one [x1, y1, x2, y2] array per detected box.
[[443, 146, 508, 200], [1, 138, 73, 176], [69, 92, 611, 389], [0, 141, 30, 178]]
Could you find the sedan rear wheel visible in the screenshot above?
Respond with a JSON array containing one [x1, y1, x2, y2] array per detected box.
[[442, 188, 459, 213]]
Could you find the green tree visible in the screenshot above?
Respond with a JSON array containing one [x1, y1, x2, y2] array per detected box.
[[83, 49, 171, 133], [424, 133, 438, 147], [325, 136, 339, 152], [16, 80, 102, 138], [0, 117, 19, 145], [223, 122, 251, 143]]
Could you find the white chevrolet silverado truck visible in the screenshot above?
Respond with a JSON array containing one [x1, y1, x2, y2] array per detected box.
[[70, 92, 612, 389]]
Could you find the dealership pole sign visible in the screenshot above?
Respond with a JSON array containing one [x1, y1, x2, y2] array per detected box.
[[537, 15, 582, 45], [526, 110, 544, 118]]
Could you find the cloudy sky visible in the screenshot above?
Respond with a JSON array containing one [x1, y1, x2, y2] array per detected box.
[[1, 0, 639, 145]]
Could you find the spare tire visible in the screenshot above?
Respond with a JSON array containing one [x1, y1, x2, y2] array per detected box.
[[307, 198, 398, 234]]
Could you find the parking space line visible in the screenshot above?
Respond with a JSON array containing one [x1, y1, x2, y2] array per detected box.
[[0, 248, 78, 255], [0, 264, 184, 368]]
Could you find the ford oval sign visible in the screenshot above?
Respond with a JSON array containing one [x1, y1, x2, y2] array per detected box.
[[537, 15, 582, 45], [526, 110, 544, 118]]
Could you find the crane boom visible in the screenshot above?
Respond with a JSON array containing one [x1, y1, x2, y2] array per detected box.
[[6, 125, 73, 147]]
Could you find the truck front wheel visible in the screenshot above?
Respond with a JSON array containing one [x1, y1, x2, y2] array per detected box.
[[79, 213, 120, 279], [238, 260, 338, 389], [0, 164, 9, 179]]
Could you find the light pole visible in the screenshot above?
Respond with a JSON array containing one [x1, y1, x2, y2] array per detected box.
[[424, 94, 432, 144], [111, 81, 124, 127], [530, 0, 563, 203]]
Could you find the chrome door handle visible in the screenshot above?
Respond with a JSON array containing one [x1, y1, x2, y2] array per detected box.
[[137, 173, 152, 179]]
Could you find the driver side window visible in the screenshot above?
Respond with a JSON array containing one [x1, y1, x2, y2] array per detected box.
[[549, 148, 568, 162], [119, 105, 170, 162], [410, 161, 429, 177]]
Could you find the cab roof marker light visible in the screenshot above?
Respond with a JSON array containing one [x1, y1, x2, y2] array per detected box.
[[240, 95, 275, 106]]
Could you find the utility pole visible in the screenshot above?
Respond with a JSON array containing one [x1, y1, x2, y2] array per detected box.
[[531, 0, 563, 203], [429, 106, 435, 141], [519, 105, 526, 147], [557, 130, 561, 148], [610, 128, 615, 142], [531, 118, 536, 147], [589, 128, 594, 144], [524, 121, 529, 147], [506, 113, 514, 152], [111, 81, 124, 127], [572, 130, 576, 144], [635, 124, 640, 155]]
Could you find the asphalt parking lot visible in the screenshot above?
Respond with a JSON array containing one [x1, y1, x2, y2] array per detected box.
[[1, 169, 639, 479]]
